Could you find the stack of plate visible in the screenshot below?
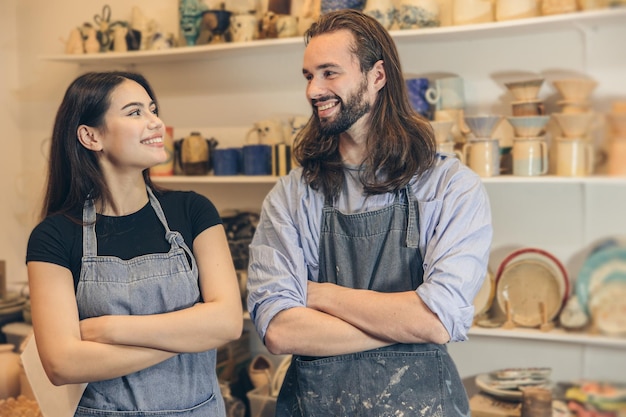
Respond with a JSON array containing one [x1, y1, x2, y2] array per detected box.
[[495, 248, 569, 328], [576, 245, 626, 336], [475, 367, 552, 401]]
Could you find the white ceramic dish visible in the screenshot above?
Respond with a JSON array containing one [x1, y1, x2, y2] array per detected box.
[[495, 248, 569, 328], [473, 269, 495, 318], [475, 373, 549, 401]]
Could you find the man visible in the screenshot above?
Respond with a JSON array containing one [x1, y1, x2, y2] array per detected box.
[[247, 9, 492, 416]]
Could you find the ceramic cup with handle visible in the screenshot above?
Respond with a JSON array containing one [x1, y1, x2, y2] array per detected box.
[[463, 139, 500, 177], [512, 138, 548, 176], [426, 76, 465, 111], [554, 137, 594, 177]]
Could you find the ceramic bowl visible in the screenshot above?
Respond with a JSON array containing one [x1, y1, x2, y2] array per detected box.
[[552, 112, 595, 138], [464, 115, 502, 139], [558, 100, 591, 114], [429, 120, 454, 143], [504, 78, 544, 101], [552, 78, 598, 102], [511, 99, 544, 117], [608, 113, 626, 138], [507, 115, 550, 137]]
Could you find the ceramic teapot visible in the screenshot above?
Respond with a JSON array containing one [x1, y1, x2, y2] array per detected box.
[[174, 132, 218, 175]]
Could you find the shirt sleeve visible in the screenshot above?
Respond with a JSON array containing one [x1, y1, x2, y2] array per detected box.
[[246, 171, 322, 341], [414, 158, 493, 342]]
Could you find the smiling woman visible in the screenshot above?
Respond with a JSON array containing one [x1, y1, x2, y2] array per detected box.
[[25, 71, 243, 416]]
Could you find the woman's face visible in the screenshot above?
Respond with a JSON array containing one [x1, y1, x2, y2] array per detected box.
[[97, 79, 166, 174]]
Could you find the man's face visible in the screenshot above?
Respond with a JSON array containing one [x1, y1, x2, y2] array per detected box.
[[302, 30, 378, 136]]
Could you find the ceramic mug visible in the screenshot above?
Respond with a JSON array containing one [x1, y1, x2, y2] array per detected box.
[[607, 139, 626, 176], [242, 144, 272, 175], [426, 76, 465, 110], [405, 77, 431, 118], [463, 139, 500, 177], [246, 118, 286, 145], [230, 14, 257, 42], [437, 141, 465, 163], [555, 138, 594, 177], [212, 147, 241, 175], [512, 138, 548, 176]]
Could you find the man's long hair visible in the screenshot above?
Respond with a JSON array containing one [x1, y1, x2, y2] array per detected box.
[[293, 10, 436, 202]]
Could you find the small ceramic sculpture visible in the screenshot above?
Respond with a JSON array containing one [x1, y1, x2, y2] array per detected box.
[[559, 295, 589, 330]]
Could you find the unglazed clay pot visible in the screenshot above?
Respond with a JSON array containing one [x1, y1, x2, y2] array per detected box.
[[0, 344, 20, 399]]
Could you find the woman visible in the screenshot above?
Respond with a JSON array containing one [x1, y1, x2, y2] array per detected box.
[[26, 71, 243, 416]]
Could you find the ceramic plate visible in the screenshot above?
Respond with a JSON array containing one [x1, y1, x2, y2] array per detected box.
[[495, 248, 569, 328], [473, 269, 495, 318], [588, 281, 626, 336], [475, 373, 549, 401], [576, 245, 626, 315]]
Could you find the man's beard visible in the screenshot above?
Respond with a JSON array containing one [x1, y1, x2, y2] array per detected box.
[[317, 79, 370, 136]]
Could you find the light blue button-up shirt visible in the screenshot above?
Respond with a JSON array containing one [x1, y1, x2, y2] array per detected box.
[[247, 154, 492, 343]]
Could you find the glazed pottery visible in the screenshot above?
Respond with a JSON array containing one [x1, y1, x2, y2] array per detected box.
[[554, 137, 594, 176], [496, 0, 539, 21], [512, 138, 548, 176], [363, 0, 396, 29], [425, 76, 465, 110], [394, 0, 440, 29], [463, 139, 500, 177], [507, 115, 550, 137], [464, 115, 503, 139], [504, 78, 544, 101], [552, 78, 598, 102], [552, 112, 595, 138]]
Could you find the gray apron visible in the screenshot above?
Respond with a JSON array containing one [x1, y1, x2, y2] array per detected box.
[[276, 186, 470, 417], [74, 187, 225, 416]]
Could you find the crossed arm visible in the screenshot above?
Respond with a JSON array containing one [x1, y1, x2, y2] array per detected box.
[[28, 225, 242, 386]]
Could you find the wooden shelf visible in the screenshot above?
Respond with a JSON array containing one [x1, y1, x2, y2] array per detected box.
[[150, 175, 279, 184], [41, 8, 626, 66], [468, 326, 626, 349]]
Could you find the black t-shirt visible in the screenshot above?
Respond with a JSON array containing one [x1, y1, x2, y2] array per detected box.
[[26, 190, 222, 290]]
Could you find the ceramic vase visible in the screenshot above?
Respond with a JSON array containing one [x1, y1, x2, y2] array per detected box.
[[364, 0, 396, 29], [394, 0, 440, 29]]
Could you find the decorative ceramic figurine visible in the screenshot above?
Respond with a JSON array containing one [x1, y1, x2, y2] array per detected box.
[[179, 0, 209, 45], [83, 24, 101, 54], [65, 27, 85, 55], [112, 25, 128, 52]]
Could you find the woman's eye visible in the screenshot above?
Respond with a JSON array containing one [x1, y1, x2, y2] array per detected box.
[[129, 109, 141, 116]]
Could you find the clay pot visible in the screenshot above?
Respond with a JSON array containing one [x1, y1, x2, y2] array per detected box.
[[0, 344, 20, 399]]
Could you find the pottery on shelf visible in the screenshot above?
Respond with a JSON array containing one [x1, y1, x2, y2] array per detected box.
[[552, 78, 598, 103], [507, 115, 550, 137], [552, 112, 595, 138], [504, 78, 544, 102], [464, 115, 503, 139], [429, 120, 454, 143], [608, 113, 626, 138]]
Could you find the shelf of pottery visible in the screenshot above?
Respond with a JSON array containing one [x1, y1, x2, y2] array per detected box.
[[428, 76, 626, 179]]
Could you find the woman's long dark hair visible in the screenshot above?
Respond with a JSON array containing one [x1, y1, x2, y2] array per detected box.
[[41, 71, 158, 220], [293, 10, 436, 202]]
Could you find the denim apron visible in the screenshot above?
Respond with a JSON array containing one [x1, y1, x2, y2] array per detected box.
[[74, 187, 225, 417], [276, 187, 470, 417]]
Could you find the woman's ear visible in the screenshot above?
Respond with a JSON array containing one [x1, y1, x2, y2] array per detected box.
[[77, 125, 103, 151]]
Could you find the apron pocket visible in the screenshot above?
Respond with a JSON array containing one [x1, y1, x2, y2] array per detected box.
[[295, 349, 444, 416]]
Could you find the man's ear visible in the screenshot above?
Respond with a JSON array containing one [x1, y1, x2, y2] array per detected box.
[[370, 59, 387, 93], [77, 125, 103, 151]]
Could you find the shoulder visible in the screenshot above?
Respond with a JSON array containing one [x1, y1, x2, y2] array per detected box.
[[27, 213, 81, 265], [266, 167, 323, 210], [411, 155, 485, 200], [156, 189, 218, 214]]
